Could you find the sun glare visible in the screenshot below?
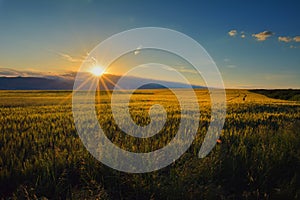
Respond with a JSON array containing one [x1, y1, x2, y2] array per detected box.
[[90, 66, 105, 76]]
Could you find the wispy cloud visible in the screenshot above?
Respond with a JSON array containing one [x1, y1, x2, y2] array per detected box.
[[139, 64, 198, 74], [227, 65, 237, 69], [278, 36, 292, 42], [0, 68, 77, 80], [58, 52, 86, 63], [0, 68, 47, 77], [252, 31, 274, 41], [293, 36, 300, 42], [290, 45, 298, 49], [51, 50, 100, 65], [222, 58, 236, 68], [177, 67, 198, 74], [228, 30, 237, 37], [49, 49, 88, 63], [263, 73, 296, 81]]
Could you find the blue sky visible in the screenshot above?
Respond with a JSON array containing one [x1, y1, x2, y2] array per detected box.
[[0, 0, 299, 88]]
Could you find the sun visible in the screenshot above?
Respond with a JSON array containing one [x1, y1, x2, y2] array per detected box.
[[90, 66, 105, 76]]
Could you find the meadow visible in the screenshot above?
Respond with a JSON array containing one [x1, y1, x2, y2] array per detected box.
[[0, 89, 299, 199]]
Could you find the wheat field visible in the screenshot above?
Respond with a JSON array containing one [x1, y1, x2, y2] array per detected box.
[[0, 89, 299, 199]]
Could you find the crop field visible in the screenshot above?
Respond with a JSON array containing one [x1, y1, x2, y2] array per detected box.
[[0, 89, 299, 199]]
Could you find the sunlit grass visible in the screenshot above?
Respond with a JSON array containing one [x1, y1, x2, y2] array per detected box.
[[0, 89, 299, 199]]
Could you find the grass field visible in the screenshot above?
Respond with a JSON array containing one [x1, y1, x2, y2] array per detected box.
[[0, 89, 299, 199]]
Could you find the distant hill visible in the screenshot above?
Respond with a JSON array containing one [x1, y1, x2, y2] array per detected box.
[[97, 74, 203, 90], [0, 77, 73, 90], [250, 89, 300, 101], [0, 74, 204, 90]]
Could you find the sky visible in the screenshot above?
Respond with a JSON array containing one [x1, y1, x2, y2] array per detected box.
[[0, 0, 299, 88]]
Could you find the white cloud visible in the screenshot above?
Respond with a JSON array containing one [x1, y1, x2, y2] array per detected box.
[[240, 31, 246, 38], [278, 36, 292, 42], [228, 30, 237, 37], [228, 30, 246, 38], [252, 31, 274, 41], [293, 36, 300, 42]]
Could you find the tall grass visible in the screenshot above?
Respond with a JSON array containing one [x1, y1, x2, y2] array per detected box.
[[0, 90, 299, 199]]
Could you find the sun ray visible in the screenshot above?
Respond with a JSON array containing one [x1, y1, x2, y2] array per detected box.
[[58, 74, 96, 106], [102, 75, 126, 92], [99, 77, 111, 99], [73, 75, 95, 92], [87, 76, 98, 97], [57, 91, 73, 106], [96, 85, 101, 105]]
